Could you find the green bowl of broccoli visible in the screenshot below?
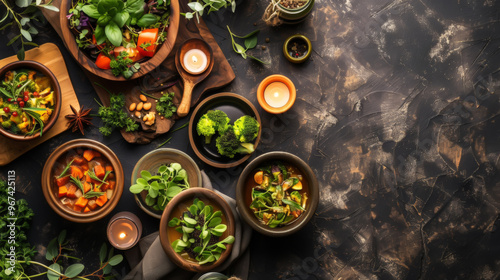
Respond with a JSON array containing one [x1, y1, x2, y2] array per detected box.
[[188, 92, 262, 168]]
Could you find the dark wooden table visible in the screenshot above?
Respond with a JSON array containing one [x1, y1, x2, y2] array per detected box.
[[2, 0, 500, 279]]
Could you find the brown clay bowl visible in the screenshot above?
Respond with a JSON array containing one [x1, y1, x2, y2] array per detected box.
[[188, 92, 261, 168], [160, 188, 235, 272], [0, 61, 62, 141], [131, 148, 202, 219], [59, 0, 180, 81], [42, 139, 124, 223], [236, 151, 319, 237]]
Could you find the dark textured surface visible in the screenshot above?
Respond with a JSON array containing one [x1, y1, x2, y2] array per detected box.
[[1, 0, 500, 279]]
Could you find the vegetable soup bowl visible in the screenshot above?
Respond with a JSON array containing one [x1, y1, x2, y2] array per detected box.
[[59, 0, 180, 80], [159, 188, 235, 272], [131, 148, 202, 219], [0, 61, 62, 141], [42, 139, 124, 223], [236, 151, 319, 237]]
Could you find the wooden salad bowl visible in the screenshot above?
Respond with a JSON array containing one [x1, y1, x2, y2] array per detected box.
[[59, 0, 180, 81]]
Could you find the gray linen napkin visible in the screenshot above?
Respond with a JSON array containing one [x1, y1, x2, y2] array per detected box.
[[122, 171, 252, 280]]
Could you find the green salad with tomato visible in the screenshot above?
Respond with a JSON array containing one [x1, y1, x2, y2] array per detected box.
[[0, 69, 56, 136], [67, 0, 170, 78]]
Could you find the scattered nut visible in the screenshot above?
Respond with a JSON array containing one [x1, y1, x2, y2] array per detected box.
[[143, 102, 152, 110], [262, 46, 267, 50], [142, 115, 148, 122], [144, 112, 156, 126], [135, 111, 142, 118], [136, 102, 144, 111], [139, 94, 147, 102], [129, 103, 137, 111], [265, 38, 270, 43]]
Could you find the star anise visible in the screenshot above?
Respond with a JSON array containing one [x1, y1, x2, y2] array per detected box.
[[65, 105, 93, 135]]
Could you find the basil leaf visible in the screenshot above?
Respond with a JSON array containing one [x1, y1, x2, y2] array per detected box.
[[97, 14, 112, 26], [98, 0, 119, 14], [94, 25, 106, 45], [137, 13, 158, 27], [125, 0, 144, 16], [105, 21, 122, 46], [82, 4, 100, 18]]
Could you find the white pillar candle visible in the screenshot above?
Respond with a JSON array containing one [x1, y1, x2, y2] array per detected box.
[[264, 82, 290, 108], [183, 49, 208, 74]]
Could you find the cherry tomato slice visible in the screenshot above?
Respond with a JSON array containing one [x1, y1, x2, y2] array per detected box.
[[95, 53, 111, 70]]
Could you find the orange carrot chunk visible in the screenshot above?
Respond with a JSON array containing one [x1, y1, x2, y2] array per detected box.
[[108, 180, 116, 190], [94, 165, 106, 179], [95, 193, 108, 207], [73, 205, 83, 212], [83, 207, 91, 213], [58, 186, 68, 198], [75, 197, 88, 208], [70, 166, 84, 179], [83, 150, 95, 161], [83, 182, 92, 193], [56, 176, 70, 187], [85, 173, 92, 183], [105, 165, 114, 172], [66, 184, 78, 199], [72, 156, 86, 165]]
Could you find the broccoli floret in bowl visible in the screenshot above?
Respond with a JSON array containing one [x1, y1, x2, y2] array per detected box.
[[233, 115, 260, 143], [196, 110, 231, 144], [216, 126, 255, 158]]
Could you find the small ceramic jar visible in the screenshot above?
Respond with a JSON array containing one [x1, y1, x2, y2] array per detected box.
[[278, 0, 315, 23], [283, 34, 312, 63]]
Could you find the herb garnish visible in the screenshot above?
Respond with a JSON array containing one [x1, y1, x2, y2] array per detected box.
[[129, 162, 189, 211], [156, 91, 177, 118], [168, 198, 235, 265], [58, 159, 75, 178], [110, 51, 141, 79], [183, 0, 236, 22], [227, 26, 268, 64]]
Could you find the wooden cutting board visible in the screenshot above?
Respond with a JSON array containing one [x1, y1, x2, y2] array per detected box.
[[41, 0, 235, 144], [0, 43, 80, 166]]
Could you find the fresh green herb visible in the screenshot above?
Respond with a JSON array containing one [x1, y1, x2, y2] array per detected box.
[[168, 198, 235, 265], [70, 175, 85, 193], [84, 191, 106, 199], [0, 179, 36, 279], [87, 169, 110, 185], [227, 26, 268, 64], [110, 51, 141, 79], [182, 0, 236, 22], [58, 159, 75, 178], [94, 83, 139, 136], [140, 42, 152, 51], [16, 231, 123, 279], [129, 162, 190, 211], [156, 121, 189, 148], [156, 91, 177, 119], [0, 0, 59, 60]]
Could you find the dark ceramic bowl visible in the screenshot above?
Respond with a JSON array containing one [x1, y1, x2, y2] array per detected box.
[[59, 0, 179, 80], [236, 151, 319, 237], [278, 0, 315, 23], [0, 61, 62, 140], [41, 139, 124, 223], [159, 188, 235, 272], [188, 92, 261, 168], [131, 148, 202, 219]]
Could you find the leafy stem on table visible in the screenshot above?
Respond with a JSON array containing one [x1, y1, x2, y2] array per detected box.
[[182, 0, 236, 23], [0, 0, 59, 60], [227, 26, 268, 64]]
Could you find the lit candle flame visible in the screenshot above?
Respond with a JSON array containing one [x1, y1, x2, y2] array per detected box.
[[274, 92, 280, 98], [192, 55, 198, 63], [119, 232, 126, 239]]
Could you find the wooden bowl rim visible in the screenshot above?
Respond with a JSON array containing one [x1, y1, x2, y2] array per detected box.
[[159, 187, 235, 272], [41, 139, 124, 223], [131, 148, 202, 219], [235, 151, 319, 237], [0, 60, 62, 141], [188, 92, 262, 168], [59, 0, 180, 81]]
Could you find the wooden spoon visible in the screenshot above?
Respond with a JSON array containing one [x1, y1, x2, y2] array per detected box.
[[175, 38, 214, 117]]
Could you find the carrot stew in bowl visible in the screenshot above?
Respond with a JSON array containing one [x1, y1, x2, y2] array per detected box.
[[54, 148, 116, 213]]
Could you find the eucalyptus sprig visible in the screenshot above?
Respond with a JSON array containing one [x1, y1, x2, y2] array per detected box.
[[168, 198, 235, 265], [15, 230, 123, 280], [0, 0, 59, 60], [227, 26, 268, 64], [183, 0, 236, 22]]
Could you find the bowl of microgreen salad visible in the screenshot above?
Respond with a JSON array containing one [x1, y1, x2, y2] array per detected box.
[[60, 0, 179, 80]]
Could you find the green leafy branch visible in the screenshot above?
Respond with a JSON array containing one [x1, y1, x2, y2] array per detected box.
[[227, 26, 268, 64], [16, 231, 123, 280], [182, 0, 235, 22], [0, 0, 59, 60]]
